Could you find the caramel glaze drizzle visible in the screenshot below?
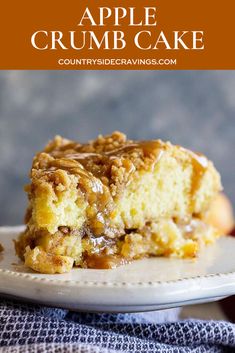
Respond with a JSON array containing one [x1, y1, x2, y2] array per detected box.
[[189, 152, 208, 195], [84, 253, 130, 269]]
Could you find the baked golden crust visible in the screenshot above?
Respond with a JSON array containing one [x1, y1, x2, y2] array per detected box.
[[15, 131, 222, 273]]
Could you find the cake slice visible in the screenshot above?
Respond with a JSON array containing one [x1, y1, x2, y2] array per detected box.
[[15, 131, 222, 273]]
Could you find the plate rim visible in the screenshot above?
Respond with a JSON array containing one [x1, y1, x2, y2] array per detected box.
[[1, 268, 235, 288]]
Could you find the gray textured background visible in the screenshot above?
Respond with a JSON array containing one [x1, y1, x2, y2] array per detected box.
[[0, 71, 234, 225]]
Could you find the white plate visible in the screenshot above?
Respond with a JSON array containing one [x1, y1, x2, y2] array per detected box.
[[0, 226, 235, 312]]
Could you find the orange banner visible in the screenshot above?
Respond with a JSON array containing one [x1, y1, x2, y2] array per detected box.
[[0, 0, 234, 69]]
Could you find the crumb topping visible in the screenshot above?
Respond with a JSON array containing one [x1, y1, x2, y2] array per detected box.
[[32, 131, 165, 196]]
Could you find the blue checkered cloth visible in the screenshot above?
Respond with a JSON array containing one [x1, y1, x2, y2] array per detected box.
[[0, 299, 235, 352]]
